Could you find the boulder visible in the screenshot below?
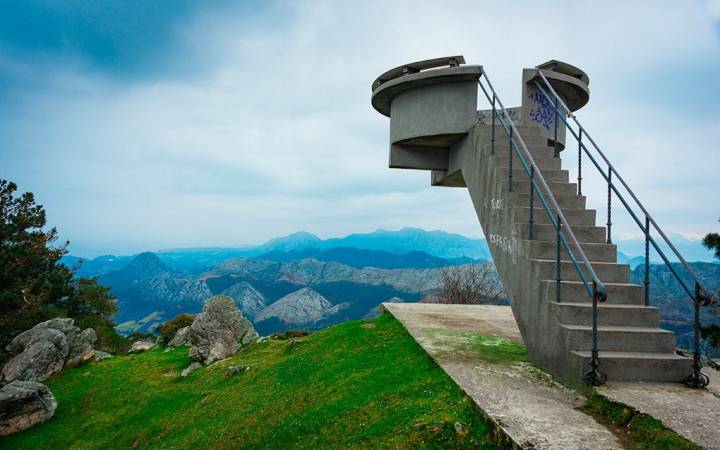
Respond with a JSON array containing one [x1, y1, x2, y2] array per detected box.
[[92, 351, 113, 361], [2, 328, 68, 383], [168, 326, 191, 347], [128, 340, 156, 354], [0, 381, 57, 436], [65, 328, 97, 368], [2, 317, 99, 383], [180, 361, 202, 378], [188, 295, 258, 365]]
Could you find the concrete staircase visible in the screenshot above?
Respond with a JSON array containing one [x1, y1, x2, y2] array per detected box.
[[479, 126, 691, 384], [370, 57, 693, 386]]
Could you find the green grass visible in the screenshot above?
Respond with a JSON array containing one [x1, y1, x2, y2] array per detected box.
[[1, 314, 506, 449], [581, 391, 701, 450]]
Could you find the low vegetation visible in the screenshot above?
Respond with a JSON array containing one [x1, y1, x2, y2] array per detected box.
[[581, 391, 700, 450], [0, 314, 504, 449]]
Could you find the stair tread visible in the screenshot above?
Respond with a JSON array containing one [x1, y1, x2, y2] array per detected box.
[[562, 324, 673, 333], [571, 350, 690, 360], [533, 259, 626, 267], [543, 280, 641, 287], [554, 302, 658, 310]]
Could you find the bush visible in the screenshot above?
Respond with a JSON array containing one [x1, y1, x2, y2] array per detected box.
[[157, 314, 195, 345]]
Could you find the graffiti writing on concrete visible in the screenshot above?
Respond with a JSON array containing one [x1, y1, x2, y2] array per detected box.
[[487, 197, 504, 211], [489, 232, 517, 264], [477, 108, 521, 125], [527, 92, 554, 130]]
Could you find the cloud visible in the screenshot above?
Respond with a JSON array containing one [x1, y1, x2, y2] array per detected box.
[[0, 0, 718, 256]]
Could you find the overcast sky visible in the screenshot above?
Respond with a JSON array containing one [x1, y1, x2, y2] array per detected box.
[[1, 0, 719, 257]]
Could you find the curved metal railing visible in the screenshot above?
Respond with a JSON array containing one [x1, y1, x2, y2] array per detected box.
[[477, 68, 608, 385], [533, 69, 710, 388]]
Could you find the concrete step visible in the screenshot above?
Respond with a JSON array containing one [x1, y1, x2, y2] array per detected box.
[[496, 168, 569, 183], [486, 124, 546, 137], [532, 259, 630, 283], [492, 154, 562, 171], [508, 180, 578, 198], [486, 132, 548, 148], [508, 192, 586, 210], [550, 302, 660, 328], [543, 280, 645, 305], [515, 223, 607, 243], [560, 324, 677, 353], [521, 240, 617, 263], [513, 207, 596, 227], [487, 144, 556, 161], [569, 351, 692, 382]]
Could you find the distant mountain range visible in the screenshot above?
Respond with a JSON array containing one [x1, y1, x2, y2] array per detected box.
[[60, 228, 718, 350]]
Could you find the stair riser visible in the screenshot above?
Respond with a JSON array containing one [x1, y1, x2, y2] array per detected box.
[[485, 124, 546, 137], [562, 328, 677, 353], [492, 156, 562, 171], [509, 180, 578, 197], [486, 134, 548, 148], [488, 145, 556, 162], [543, 281, 645, 305], [508, 193, 586, 210], [524, 241, 617, 263], [513, 208, 596, 227], [533, 260, 630, 283], [554, 303, 660, 328], [569, 353, 692, 382], [516, 223, 607, 243], [496, 168, 569, 183]]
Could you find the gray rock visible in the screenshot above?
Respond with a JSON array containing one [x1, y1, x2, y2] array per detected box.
[[181, 361, 202, 378], [226, 365, 251, 377], [0, 381, 57, 436], [65, 328, 97, 368], [2, 328, 68, 383], [92, 351, 113, 361], [128, 340, 156, 354], [188, 295, 258, 365], [168, 326, 191, 347]]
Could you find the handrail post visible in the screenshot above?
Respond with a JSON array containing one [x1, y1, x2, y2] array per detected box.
[[644, 215, 650, 307], [529, 166, 535, 240], [508, 126, 513, 192], [556, 214, 562, 303], [606, 167, 612, 244], [553, 96, 560, 158], [577, 128, 583, 196], [583, 281, 607, 386], [491, 94, 496, 155], [686, 283, 709, 388]]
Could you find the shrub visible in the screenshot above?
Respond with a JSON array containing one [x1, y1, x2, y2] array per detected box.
[[157, 314, 195, 345]]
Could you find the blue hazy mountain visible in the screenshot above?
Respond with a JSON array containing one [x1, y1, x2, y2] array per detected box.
[[258, 247, 477, 269], [152, 228, 491, 272]]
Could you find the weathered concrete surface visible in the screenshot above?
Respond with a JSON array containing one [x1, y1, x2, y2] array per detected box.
[[383, 303, 622, 449], [599, 373, 720, 449]]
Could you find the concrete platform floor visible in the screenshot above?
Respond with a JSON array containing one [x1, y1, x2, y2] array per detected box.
[[382, 302, 720, 449]]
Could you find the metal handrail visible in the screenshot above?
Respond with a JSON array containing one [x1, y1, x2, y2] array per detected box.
[[478, 68, 608, 385], [533, 69, 710, 388]]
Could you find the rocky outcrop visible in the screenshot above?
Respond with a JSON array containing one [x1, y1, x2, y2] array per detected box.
[[128, 340, 156, 354], [0, 381, 57, 436], [255, 287, 332, 325], [188, 295, 258, 365], [168, 326, 191, 347], [65, 328, 97, 368], [1, 318, 97, 384], [221, 282, 267, 320], [92, 351, 113, 361]]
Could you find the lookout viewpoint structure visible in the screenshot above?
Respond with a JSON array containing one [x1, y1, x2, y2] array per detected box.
[[371, 56, 711, 388]]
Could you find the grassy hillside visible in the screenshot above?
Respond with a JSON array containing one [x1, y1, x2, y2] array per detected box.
[[1, 314, 503, 449]]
